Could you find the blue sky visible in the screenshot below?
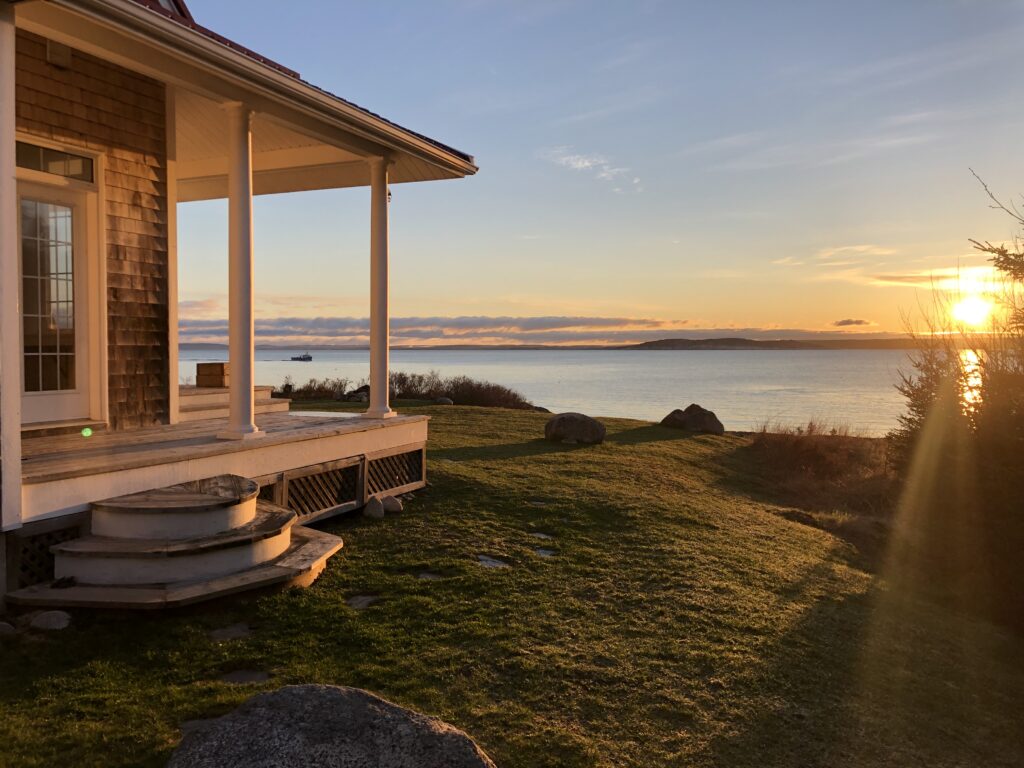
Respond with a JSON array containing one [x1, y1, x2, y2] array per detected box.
[[178, 0, 1024, 345]]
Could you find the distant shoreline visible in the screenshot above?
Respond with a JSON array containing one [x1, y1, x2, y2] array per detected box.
[[182, 337, 921, 352]]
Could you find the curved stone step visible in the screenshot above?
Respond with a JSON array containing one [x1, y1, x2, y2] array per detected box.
[[6, 526, 344, 609], [91, 475, 259, 539], [54, 504, 296, 586]]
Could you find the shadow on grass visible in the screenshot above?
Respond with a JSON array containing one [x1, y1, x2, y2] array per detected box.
[[605, 425, 700, 446], [430, 425, 700, 463], [431, 438, 588, 463], [715, 443, 893, 572]]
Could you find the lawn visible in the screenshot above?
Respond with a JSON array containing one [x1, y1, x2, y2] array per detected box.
[[1, 403, 1022, 767]]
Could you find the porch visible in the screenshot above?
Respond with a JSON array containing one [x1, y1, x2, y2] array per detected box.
[[4, 410, 427, 599]]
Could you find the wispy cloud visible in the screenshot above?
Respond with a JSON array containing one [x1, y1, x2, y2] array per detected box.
[[542, 146, 642, 193], [678, 132, 762, 157], [553, 84, 661, 126], [714, 131, 937, 172], [832, 318, 873, 327]]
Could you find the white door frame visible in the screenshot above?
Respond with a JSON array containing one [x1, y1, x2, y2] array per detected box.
[[15, 138, 107, 426]]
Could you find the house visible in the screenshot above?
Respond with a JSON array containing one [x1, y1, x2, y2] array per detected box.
[[0, 0, 477, 607]]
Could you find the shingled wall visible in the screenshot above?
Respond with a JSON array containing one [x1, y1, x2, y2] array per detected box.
[[14, 30, 169, 430]]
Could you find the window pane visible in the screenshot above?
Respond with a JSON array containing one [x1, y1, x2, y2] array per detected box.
[[16, 142, 41, 171], [21, 238, 38, 277], [23, 355, 40, 392], [41, 355, 58, 391], [58, 355, 75, 390], [20, 199, 38, 238], [22, 276, 39, 315], [58, 327, 75, 353]]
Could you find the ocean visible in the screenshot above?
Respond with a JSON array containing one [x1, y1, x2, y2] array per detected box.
[[180, 348, 913, 436]]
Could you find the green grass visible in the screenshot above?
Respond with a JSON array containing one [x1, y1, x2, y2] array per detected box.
[[2, 403, 1023, 767]]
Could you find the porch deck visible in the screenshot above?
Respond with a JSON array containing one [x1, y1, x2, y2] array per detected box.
[[13, 411, 429, 525]]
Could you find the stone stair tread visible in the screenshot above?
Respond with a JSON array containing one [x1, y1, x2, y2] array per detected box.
[[5, 526, 343, 609], [180, 398, 288, 413], [92, 474, 258, 515], [179, 385, 274, 395], [53, 503, 296, 558]]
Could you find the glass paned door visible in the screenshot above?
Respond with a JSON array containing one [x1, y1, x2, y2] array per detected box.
[[19, 189, 90, 424]]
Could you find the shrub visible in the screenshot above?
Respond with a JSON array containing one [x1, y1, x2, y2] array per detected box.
[[748, 421, 895, 516], [282, 370, 536, 410], [284, 377, 352, 400]]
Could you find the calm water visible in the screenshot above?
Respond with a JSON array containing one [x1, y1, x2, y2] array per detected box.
[[181, 348, 912, 435]]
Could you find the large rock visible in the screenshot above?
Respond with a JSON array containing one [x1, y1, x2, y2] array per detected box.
[[363, 496, 385, 520], [544, 412, 606, 444], [661, 404, 725, 435], [168, 685, 496, 768], [434, 397, 454, 406]]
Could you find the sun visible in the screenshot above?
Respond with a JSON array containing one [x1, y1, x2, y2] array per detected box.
[[951, 295, 993, 328]]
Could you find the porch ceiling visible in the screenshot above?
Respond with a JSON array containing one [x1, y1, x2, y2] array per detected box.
[[13, 0, 477, 201], [176, 88, 392, 202]]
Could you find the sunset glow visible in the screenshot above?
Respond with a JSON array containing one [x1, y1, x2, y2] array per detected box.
[[951, 295, 994, 328]]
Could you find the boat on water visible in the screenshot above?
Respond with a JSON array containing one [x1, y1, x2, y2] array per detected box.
[[291, 352, 313, 362]]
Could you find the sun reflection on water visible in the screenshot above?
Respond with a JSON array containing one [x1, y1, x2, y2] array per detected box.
[[959, 349, 983, 414]]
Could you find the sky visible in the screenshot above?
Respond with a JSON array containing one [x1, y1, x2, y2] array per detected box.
[[177, 0, 1024, 346]]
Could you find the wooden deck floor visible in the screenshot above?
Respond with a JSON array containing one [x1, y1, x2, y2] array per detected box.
[[19, 412, 428, 484]]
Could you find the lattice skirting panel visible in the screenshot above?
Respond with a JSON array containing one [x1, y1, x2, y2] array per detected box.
[[367, 449, 424, 497], [255, 444, 426, 525], [5, 519, 84, 589]]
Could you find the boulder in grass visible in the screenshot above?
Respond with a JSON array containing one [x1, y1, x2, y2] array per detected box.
[[661, 404, 725, 435], [434, 397, 455, 406], [167, 684, 497, 768], [544, 412, 606, 445]]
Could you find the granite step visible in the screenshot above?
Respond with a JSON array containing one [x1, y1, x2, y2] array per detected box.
[[6, 526, 343, 609]]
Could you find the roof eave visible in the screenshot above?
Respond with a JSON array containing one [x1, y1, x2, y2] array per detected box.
[[44, 0, 478, 177]]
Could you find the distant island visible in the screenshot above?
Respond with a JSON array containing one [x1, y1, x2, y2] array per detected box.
[[182, 337, 920, 351]]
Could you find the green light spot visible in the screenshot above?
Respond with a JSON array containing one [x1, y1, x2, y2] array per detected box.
[[81, 427, 93, 438]]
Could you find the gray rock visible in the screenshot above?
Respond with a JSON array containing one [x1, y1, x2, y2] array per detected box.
[[534, 548, 556, 558], [0, 621, 16, 636], [209, 623, 251, 642], [168, 684, 496, 768], [346, 595, 379, 610], [381, 495, 403, 513], [660, 404, 725, 435], [477, 554, 510, 569], [29, 610, 71, 631], [434, 396, 454, 406], [363, 496, 385, 520], [543, 412, 606, 445], [529, 532, 554, 540], [219, 670, 271, 685]]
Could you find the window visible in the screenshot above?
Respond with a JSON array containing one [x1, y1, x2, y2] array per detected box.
[[15, 142, 94, 183], [21, 200, 77, 393]]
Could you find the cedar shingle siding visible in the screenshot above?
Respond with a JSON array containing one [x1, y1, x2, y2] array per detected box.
[[15, 31, 169, 430]]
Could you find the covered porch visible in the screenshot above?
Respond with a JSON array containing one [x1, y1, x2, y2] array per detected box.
[[0, 0, 475, 603]]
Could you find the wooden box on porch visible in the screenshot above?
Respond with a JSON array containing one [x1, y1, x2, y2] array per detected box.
[[196, 362, 229, 388]]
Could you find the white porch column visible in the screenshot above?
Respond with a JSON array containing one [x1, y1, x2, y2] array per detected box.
[[0, 3, 23, 529], [218, 103, 261, 440], [364, 156, 395, 419]]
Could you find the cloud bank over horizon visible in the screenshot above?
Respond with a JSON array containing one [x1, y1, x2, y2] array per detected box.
[[179, 313, 902, 347]]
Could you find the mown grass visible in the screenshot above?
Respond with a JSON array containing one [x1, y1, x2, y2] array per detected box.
[[1, 404, 1022, 767]]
